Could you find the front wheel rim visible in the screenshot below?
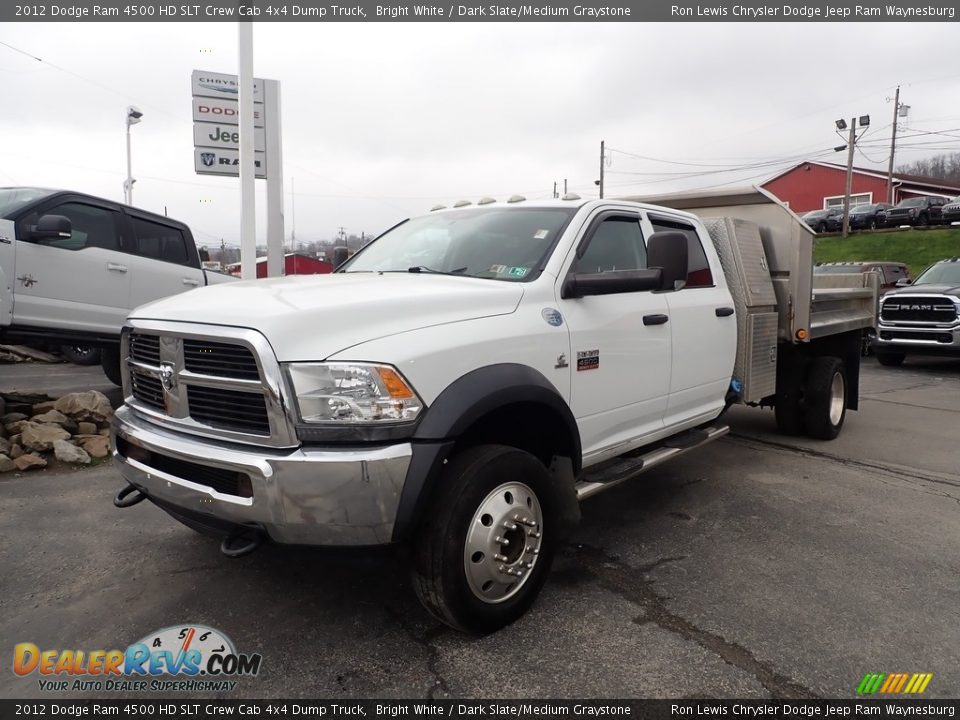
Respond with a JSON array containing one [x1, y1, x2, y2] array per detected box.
[[829, 371, 846, 426], [464, 481, 544, 604]]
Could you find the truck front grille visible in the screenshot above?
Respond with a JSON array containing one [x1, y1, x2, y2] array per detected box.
[[115, 437, 252, 498], [186, 386, 270, 435], [880, 297, 957, 324], [125, 328, 284, 445], [184, 339, 260, 380]]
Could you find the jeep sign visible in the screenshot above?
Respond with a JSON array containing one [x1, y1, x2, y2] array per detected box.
[[193, 123, 266, 152]]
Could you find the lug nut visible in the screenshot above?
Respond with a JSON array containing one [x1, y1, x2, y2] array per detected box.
[[528, 531, 541, 539], [494, 535, 510, 546], [494, 553, 508, 562], [503, 521, 518, 531]]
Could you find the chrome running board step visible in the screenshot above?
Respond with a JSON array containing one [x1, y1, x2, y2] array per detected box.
[[575, 425, 729, 501]]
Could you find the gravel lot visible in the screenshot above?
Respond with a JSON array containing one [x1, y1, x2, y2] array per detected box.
[[2, 357, 958, 699]]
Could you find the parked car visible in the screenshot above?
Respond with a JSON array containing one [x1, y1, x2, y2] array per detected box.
[[801, 207, 844, 233], [882, 196, 948, 227], [941, 197, 960, 225], [0, 187, 236, 384], [848, 203, 893, 230], [814, 261, 910, 292], [872, 256, 960, 365]]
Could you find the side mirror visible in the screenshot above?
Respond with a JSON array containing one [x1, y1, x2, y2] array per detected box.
[[562, 269, 663, 299], [332, 246, 350, 269], [28, 214, 72, 241], [895, 278, 912, 287], [647, 231, 689, 291]]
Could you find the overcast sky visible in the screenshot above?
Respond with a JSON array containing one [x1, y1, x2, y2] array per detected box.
[[2, 22, 959, 248]]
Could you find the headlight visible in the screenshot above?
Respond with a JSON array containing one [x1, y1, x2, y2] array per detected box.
[[284, 362, 423, 425]]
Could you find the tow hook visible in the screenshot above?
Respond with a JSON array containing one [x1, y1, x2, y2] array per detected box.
[[114, 484, 147, 508], [220, 529, 264, 559]]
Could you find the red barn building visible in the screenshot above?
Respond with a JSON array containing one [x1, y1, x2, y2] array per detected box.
[[762, 160, 960, 214], [226, 252, 334, 278]]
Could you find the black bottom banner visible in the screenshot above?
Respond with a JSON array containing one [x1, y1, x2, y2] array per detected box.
[[1, 700, 959, 720]]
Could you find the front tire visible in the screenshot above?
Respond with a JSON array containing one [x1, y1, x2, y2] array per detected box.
[[803, 357, 847, 440], [411, 444, 557, 634], [876, 352, 906, 367], [61, 344, 102, 366]]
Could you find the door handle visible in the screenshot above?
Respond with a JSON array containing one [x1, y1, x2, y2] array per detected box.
[[715, 307, 735, 317], [643, 314, 669, 326], [107, 263, 128, 273], [182, 278, 200, 286]]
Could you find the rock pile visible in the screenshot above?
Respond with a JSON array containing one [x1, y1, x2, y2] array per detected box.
[[0, 391, 113, 473]]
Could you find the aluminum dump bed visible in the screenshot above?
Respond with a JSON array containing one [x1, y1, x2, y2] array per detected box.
[[625, 186, 878, 344]]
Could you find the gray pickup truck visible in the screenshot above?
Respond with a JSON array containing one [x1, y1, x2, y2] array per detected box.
[[0, 187, 234, 382]]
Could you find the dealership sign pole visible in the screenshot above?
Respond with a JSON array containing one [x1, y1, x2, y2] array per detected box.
[[192, 48, 284, 278], [238, 22, 256, 280]]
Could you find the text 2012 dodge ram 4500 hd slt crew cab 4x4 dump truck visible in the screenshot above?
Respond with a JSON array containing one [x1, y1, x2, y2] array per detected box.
[[0, 187, 235, 384], [111, 187, 877, 633]]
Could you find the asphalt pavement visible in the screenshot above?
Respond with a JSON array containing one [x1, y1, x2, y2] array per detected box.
[[1, 357, 958, 699]]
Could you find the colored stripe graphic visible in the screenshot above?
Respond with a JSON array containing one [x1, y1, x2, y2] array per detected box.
[[857, 672, 932, 694]]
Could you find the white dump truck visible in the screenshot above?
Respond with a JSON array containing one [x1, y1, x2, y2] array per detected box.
[[112, 186, 877, 633]]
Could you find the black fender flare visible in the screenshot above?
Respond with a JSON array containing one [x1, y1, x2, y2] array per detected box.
[[392, 364, 582, 542]]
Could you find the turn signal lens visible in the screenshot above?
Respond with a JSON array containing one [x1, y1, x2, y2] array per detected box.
[[376, 366, 414, 399]]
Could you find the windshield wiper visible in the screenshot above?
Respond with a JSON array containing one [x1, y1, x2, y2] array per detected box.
[[406, 266, 468, 275]]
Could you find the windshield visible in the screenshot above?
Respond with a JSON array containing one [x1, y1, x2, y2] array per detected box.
[[913, 262, 960, 286], [850, 204, 876, 213], [803, 211, 827, 219], [341, 207, 576, 281], [897, 198, 925, 208], [0, 188, 52, 218]]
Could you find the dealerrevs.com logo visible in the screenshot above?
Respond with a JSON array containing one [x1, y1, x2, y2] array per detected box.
[[13, 624, 262, 693]]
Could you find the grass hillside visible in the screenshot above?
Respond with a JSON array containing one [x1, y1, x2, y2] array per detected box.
[[813, 227, 960, 276]]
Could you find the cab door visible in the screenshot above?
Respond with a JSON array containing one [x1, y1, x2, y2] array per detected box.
[[559, 210, 672, 463], [0, 218, 15, 326], [645, 213, 736, 429], [12, 197, 130, 334], [125, 213, 205, 310]]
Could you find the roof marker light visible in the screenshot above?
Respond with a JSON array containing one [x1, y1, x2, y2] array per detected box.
[[429, 204, 447, 212], [562, 192, 581, 201], [507, 195, 526, 204], [478, 197, 496, 205], [453, 200, 472, 208]]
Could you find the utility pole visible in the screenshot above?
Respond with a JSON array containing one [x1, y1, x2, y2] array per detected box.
[[564, 178, 568, 196], [886, 86, 901, 204], [842, 119, 857, 239], [599, 140, 605, 199], [552, 181, 557, 199]]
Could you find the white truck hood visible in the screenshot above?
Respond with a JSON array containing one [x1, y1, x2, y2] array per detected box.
[[129, 272, 524, 361]]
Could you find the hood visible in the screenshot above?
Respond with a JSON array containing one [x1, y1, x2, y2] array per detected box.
[[883, 284, 960, 299], [130, 272, 524, 360]]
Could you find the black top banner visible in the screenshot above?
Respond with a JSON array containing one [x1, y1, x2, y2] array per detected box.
[[1, 700, 959, 720], [3, 0, 958, 22]]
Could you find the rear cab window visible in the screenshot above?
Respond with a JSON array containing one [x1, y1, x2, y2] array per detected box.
[[648, 215, 714, 288], [129, 216, 196, 267]]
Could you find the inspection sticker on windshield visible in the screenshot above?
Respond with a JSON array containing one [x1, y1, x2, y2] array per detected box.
[[489, 264, 507, 274], [533, 229, 549, 240], [577, 349, 599, 371], [508, 267, 529, 278]]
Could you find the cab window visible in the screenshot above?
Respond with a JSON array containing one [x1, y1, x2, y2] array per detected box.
[[131, 217, 190, 265], [575, 216, 646, 273], [649, 216, 714, 288], [20, 202, 122, 251]]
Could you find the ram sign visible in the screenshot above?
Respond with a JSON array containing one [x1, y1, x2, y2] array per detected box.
[[194, 148, 267, 179]]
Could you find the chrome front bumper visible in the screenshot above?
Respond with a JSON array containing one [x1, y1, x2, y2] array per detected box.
[[112, 406, 412, 546], [874, 323, 960, 351]]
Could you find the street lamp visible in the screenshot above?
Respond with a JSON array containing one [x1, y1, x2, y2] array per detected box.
[[124, 106, 143, 205], [833, 114, 869, 239]]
